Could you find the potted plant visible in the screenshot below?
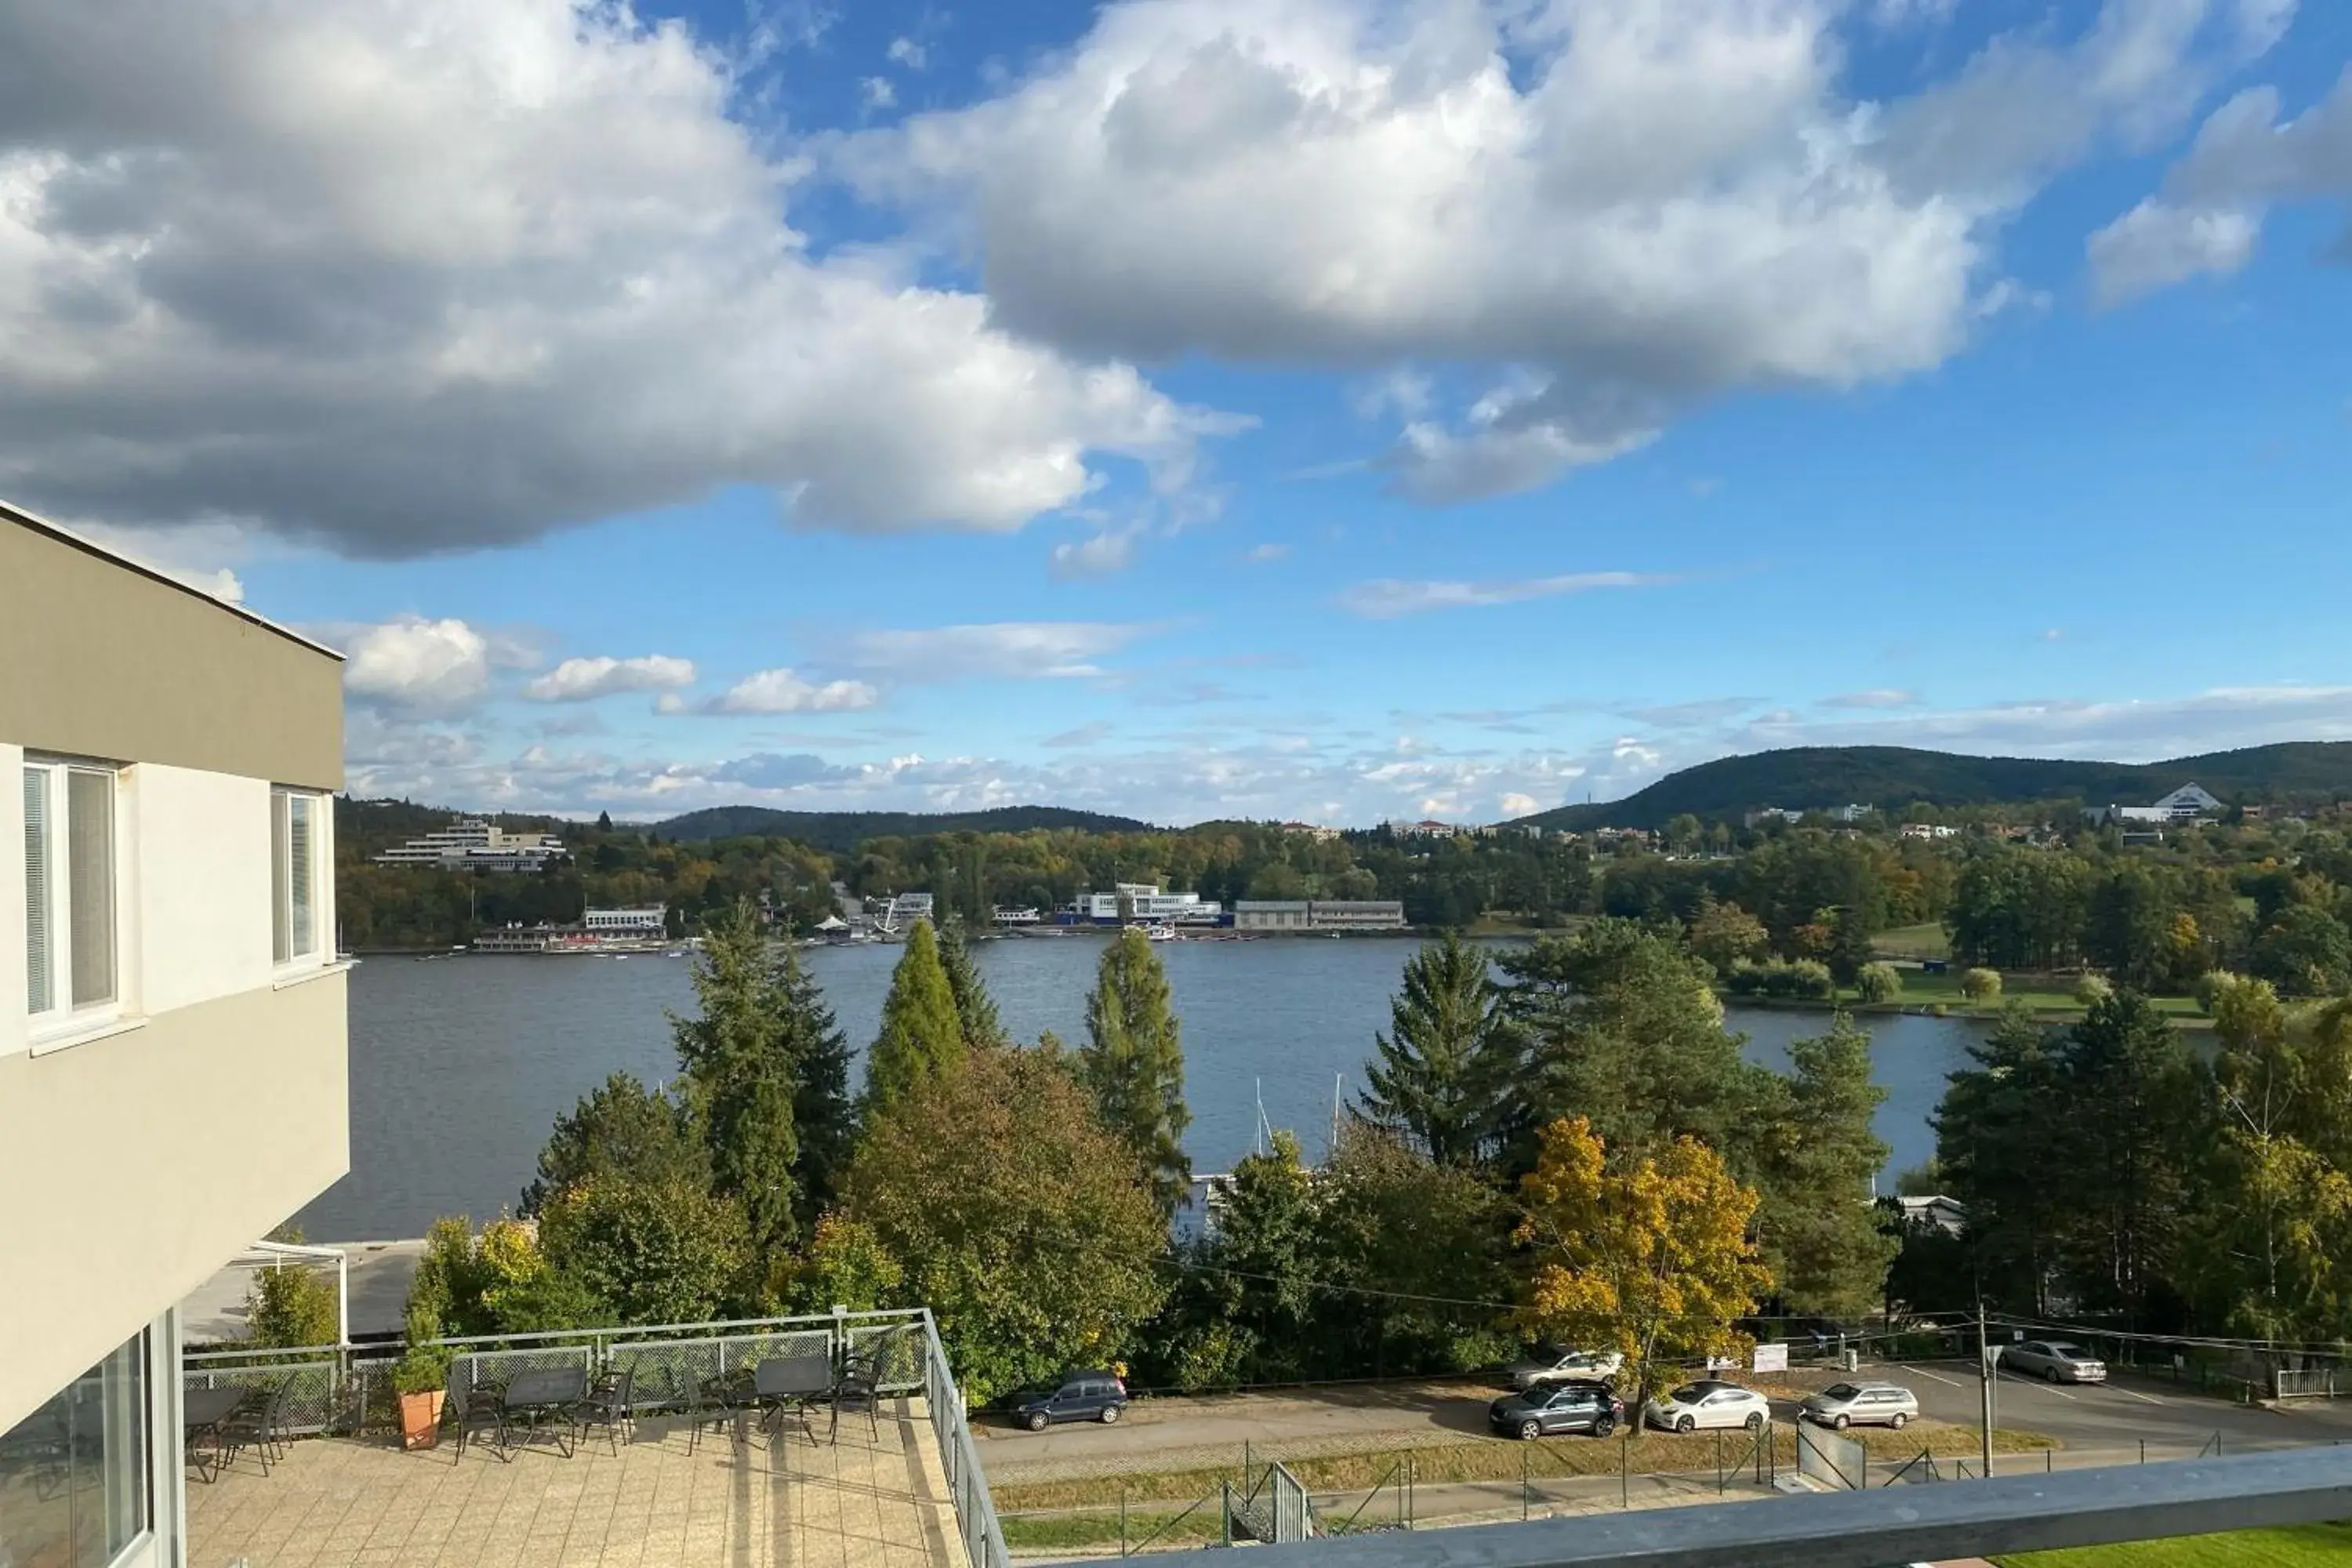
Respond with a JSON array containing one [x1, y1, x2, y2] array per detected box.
[[392, 1303, 450, 1450]]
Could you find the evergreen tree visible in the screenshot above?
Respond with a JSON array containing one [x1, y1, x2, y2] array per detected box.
[[1757, 1012, 1898, 1316], [1934, 1002, 2067, 1312], [1359, 933, 1520, 1166], [777, 944, 856, 1224], [865, 920, 965, 1112], [1080, 927, 1192, 1215], [670, 902, 800, 1254], [521, 1070, 707, 1216], [936, 919, 1007, 1051], [2053, 990, 2203, 1320]]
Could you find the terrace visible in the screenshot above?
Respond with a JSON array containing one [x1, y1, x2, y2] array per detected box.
[[178, 1308, 1003, 1568]]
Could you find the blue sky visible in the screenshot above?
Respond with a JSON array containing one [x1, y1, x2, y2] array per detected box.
[[5, 0, 2349, 824]]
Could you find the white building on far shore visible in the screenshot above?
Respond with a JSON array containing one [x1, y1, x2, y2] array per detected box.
[[372, 816, 570, 872]]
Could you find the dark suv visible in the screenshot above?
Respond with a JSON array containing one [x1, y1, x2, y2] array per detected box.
[[1487, 1379, 1624, 1440], [1011, 1371, 1129, 1431]]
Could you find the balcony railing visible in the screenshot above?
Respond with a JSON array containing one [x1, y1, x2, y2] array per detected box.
[[184, 1305, 1007, 1568]]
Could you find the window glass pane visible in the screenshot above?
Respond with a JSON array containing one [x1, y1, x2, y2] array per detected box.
[[67, 770, 115, 1009], [289, 793, 315, 958], [271, 790, 291, 964], [0, 1330, 147, 1568], [24, 766, 51, 1014]]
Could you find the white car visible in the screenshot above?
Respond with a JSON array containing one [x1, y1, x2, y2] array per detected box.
[[1646, 1380, 1772, 1434], [1510, 1348, 1628, 1390], [2001, 1341, 2107, 1385]]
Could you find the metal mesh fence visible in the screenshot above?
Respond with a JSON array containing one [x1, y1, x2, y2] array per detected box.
[[181, 1361, 341, 1437], [450, 1343, 596, 1396], [846, 1322, 925, 1392], [604, 1329, 833, 1414]]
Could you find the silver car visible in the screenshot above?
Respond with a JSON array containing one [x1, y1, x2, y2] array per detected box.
[[2002, 1340, 2107, 1384], [1799, 1381, 1918, 1431], [1510, 1347, 1627, 1391]]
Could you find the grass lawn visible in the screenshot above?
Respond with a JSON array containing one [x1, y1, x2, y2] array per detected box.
[[990, 1423, 2053, 1512], [1995, 1521, 2352, 1566], [1873, 922, 1952, 961]]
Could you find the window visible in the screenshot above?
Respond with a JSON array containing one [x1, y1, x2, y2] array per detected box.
[[272, 788, 325, 964], [22, 759, 118, 1025], [0, 1330, 149, 1566]]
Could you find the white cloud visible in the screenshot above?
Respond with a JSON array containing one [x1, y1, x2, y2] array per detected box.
[[887, 35, 928, 70], [1820, 688, 1921, 710], [1049, 526, 1142, 579], [850, 0, 2275, 500], [1244, 543, 1290, 562], [2089, 72, 2352, 305], [342, 617, 492, 713], [692, 668, 882, 715], [1338, 571, 1675, 619], [68, 518, 250, 603], [1499, 791, 1541, 818], [862, 76, 897, 111], [837, 621, 1160, 681], [0, 0, 1222, 557], [523, 655, 697, 703]]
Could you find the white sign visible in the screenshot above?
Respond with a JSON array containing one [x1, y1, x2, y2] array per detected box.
[[1751, 1343, 1790, 1374]]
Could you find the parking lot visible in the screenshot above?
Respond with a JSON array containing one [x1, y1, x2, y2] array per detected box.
[[977, 1360, 2352, 1486]]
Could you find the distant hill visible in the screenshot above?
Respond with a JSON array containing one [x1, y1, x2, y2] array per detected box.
[[653, 804, 1156, 851], [1513, 742, 2352, 831]]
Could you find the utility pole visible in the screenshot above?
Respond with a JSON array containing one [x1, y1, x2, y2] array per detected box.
[[1977, 1300, 1994, 1480]]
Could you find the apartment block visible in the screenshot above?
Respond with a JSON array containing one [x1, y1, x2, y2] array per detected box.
[[1, 502, 350, 1568]]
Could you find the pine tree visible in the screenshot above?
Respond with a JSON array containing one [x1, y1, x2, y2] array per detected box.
[[777, 944, 856, 1224], [1081, 927, 1192, 1216], [670, 902, 800, 1254], [1359, 933, 1519, 1166], [1757, 1011, 1898, 1316], [865, 920, 965, 1112], [936, 919, 1007, 1051]]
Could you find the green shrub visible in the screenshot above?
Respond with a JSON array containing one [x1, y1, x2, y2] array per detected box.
[[1853, 963, 1903, 1005], [1960, 967, 2002, 1002], [246, 1261, 339, 1350], [2072, 974, 2113, 1007]]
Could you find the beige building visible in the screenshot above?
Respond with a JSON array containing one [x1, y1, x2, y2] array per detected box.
[[1, 501, 349, 1568]]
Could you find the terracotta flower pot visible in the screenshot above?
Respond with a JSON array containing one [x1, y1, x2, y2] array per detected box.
[[400, 1389, 446, 1450]]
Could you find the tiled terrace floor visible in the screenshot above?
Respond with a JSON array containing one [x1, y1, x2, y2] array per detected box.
[[187, 1402, 959, 1568]]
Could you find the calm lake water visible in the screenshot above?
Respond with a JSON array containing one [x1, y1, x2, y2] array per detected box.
[[295, 938, 1987, 1242]]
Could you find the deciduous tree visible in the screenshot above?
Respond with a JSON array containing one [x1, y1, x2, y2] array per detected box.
[[845, 1046, 1169, 1401], [1516, 1116, 1772, 1421], [539, 1175, 750, 1324], [521, 1070, 706, 1217]]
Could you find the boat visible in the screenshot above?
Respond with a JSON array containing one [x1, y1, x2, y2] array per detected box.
[[1145, 924, 1179, 942]]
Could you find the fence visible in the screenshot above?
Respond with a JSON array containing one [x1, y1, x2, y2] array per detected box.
[[2275, 1368, 2336, 1401], [1795, 1421, 1867, 1491], [183, 1307, 1006, 1568]]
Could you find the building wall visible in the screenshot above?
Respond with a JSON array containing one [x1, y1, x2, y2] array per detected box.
[[0, 972, 349, 1431], [0, 510, 343, 791]]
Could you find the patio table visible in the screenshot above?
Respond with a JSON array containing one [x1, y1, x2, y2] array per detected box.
[[499, 1368, 589, 1457], [753, 1356, 835, 1444]]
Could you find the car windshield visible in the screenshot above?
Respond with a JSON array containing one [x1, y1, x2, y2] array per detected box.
[[1668, 1385, 1707, 1403], [1821, 1383, 1860, 1399]]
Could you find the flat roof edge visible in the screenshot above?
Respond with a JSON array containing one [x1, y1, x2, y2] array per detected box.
[[0, 497, 344, 662]]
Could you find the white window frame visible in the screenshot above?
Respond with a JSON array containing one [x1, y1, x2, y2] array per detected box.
[[23, 754, 126, 1044], [271, 786, 332, 971]]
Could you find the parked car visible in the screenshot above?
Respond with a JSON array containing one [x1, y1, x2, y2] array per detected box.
[[1508, 1345, 1628, 1391], [1009, 1370, 1129, 1431], [2001, 1341, 2107, 1384], [1798, 1381, 1918, 1431], [1645, 1380, 1772, 1433], [1487, 1380, 1625, 1440]]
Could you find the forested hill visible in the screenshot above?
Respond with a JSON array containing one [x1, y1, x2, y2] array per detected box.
[[1515, 742, 2352, 830], [652, 804, 1154, 850]]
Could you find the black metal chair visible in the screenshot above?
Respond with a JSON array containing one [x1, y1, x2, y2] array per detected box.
[[220, 1377, 295, 1475], [448, 1376, 510, 1462], [828, 1364, 880, 1446], [673, 1368, 738, 1454], [576, 1367, 635, 1456]]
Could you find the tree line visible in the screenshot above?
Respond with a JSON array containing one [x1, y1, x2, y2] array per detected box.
[[385, 911, 1900, 1417]]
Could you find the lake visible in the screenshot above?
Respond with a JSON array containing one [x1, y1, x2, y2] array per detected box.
[[293, 938, 1987, 1242]]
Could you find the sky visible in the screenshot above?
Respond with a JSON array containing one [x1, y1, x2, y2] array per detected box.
[[3, 0, 2349, 827]]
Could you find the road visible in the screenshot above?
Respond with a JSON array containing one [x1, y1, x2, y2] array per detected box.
[[976, 1363, 2352, 1486]]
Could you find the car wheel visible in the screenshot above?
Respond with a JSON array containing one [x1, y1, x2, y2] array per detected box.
[[2045, 1366, 2061, 1383], [1830, 1414, 1849, 1432], [1519, 1420, 1541, 1441], [1592, 1417, 1615, 1439], [1889, 1413, 1907, 1430], [1025, 1411, 1048, 1432], [1099, 1405, 1120, 1425], [1746, 1411, 1766, 1432], [1675, 1415, 1695, 1434]]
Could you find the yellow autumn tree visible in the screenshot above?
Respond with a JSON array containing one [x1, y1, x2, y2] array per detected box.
[[1515, 1116, 1773, 1426]]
